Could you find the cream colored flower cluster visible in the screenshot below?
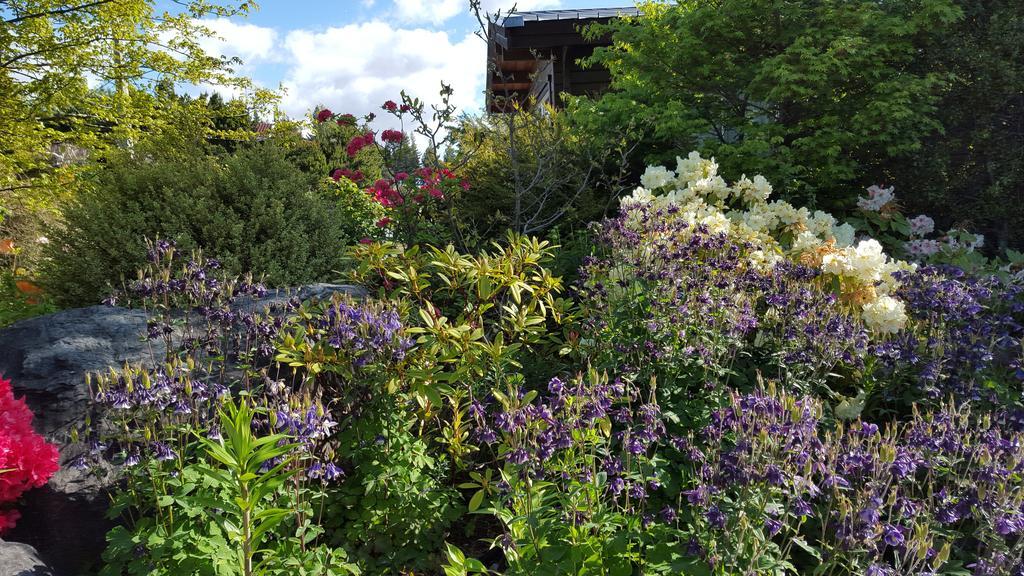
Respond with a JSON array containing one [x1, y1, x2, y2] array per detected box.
[[622, 152, 915, 335]]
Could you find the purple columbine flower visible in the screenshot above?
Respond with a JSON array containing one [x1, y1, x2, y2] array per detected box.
[[882, 524, 905, 547]]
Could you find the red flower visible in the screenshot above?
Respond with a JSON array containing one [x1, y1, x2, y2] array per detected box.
[[336, 113, 357, 126], [0, 377, 59, 535], [376, 217, 392, 227], [400, 104, 411, 112], [394, 172, 409, 181], [359, 237, 374, 244], [383, 100, 398, 112], [346, 132, 375, 158], [332, 168, 365, 183], [460, 180, 471, 191], [367, 178, 403, 207], [381, 129, 403, 144], [316, 108, 333, 123]]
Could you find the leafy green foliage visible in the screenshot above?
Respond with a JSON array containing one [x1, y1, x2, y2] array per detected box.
[[324, 409, 460, 572], [42, 139, 373, 305], [345, 233, 569, 415], [101, 398, 358, 576], [581, 0, 962, 209], [0, 0, 277, 269]]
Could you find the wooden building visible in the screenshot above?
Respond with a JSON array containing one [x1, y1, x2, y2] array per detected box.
[[485, 7, 639, 113]]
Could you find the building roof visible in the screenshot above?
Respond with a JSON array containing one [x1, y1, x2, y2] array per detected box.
[[501, 7, 639, 28]]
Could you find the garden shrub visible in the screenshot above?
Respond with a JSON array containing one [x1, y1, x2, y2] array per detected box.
[[574, 152, 1023, 423], [75, 149, 1024, 576], [0, 376, 59, 534], [448, 108, 628, 245], [43, 140, 372, 306]]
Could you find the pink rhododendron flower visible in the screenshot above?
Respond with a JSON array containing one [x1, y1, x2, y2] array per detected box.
[[0, 377, 59, 534], [346, 132, 375, 158], [367, 179, 403, 207], [316, 109, 333, 123], [359, 237, 374, 244], [381, 129, 403, 144], [394, 172, 408, 181], [383, 100, 398, 112], [332, 168, 364, 184]]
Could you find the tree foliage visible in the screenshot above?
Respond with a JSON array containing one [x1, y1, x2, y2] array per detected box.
[[581, 0, 963, 209], [0, 0, 276, 242]]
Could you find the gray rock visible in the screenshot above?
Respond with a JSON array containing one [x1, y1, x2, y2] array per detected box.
[[0, 539, 54, 576], [0, 283, 364, 575]]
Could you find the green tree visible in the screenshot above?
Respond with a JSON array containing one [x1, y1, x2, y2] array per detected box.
[[894, 0, 1024, 250], [0, 0, 276, 250], [580, 0, 963, 209]]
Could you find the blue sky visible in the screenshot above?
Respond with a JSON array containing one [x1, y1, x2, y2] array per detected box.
[[169, 0, 636, 122]]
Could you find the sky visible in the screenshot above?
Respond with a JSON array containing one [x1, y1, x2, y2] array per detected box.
[[167, 0, 636, 123]]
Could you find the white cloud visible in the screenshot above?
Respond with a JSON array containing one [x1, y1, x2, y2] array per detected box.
[[393, 0, 465, 24], [392, 0, 562, 25], [194, 18, 280, 64], [279, 21, 486, 128]]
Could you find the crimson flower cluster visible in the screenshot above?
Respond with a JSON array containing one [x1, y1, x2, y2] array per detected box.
[[346, 132, 375, 158], [331, 168, 364, 184], [0, 377, 59, 534]]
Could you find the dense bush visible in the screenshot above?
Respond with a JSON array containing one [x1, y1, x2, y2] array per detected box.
[[0, 376, 59, 534], [448, 108, 630, 245], [42, 139, 374, 306]]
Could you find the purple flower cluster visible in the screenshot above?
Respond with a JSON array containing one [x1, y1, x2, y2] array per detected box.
[[471, 373, 666, 515], [875, 265, 1024, 404], [577, 203, 867, 396], [115, 240, 278, 366], [317, 299, 413, 366], [675, 388, 1024, 575]]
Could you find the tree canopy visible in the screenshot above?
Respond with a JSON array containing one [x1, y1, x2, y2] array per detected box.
[[579, 0, 963, 210]]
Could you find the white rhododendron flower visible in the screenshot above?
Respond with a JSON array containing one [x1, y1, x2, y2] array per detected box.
[[908, 214, 935, 237], [808, 210, 837, 237], [767, 200, 808, 227], [732, 174, 773, 205], [748, 249, 783, 271], [622, 186, 655, 208], [832, 223, 856, 247], [640, 165, 675, 190], [791, 231, 823, 254], [624, 151, 921, 335], [848, 239, 888, 284], [857, 185, 896, 212], [861, 295, 908, 334], [689, 175, 731, 204], [675, 151, 718, 186]]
